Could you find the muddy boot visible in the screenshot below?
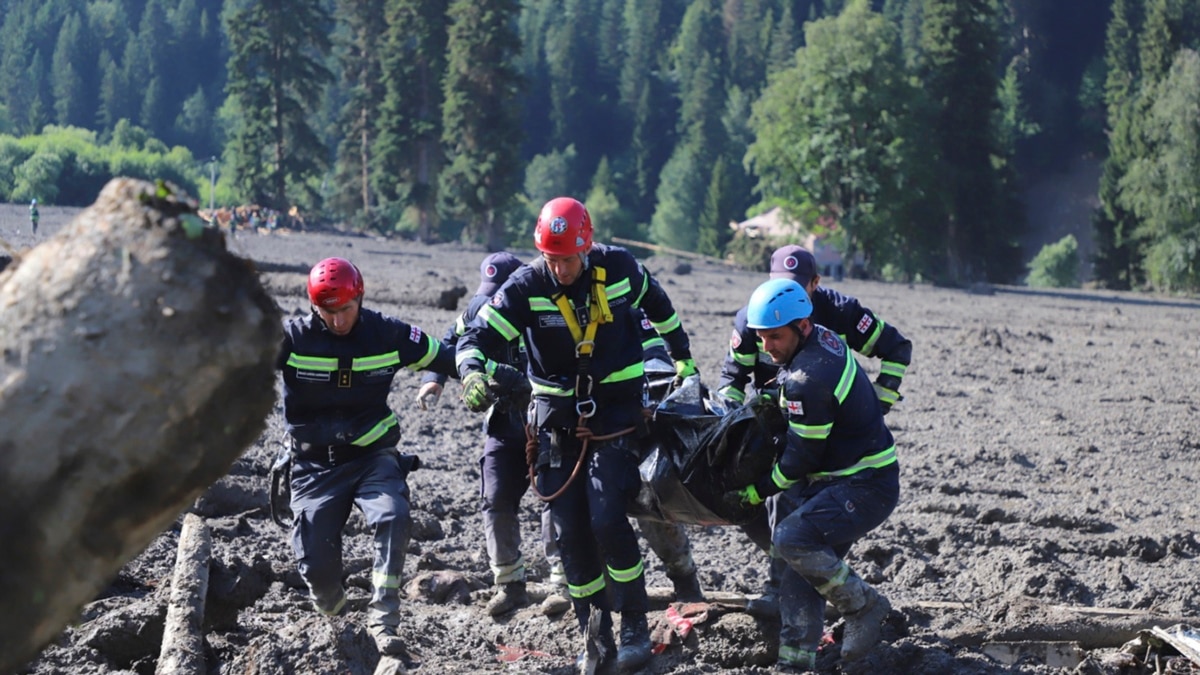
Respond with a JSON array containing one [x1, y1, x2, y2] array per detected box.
[[542, 583, 572, 616], [369, 623, 407, 657], [486, 580, 529, 616], [745, 588, 779, 619], [668, 570, 704, 603], [616, 612, 652, 672], [826, 575, 890, 661], [577, 606, 617, 675]]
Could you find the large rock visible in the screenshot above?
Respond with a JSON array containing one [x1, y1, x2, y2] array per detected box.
[[0, 178, 281, 672]]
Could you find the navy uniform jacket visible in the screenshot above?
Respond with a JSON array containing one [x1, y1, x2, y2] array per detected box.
[[278, 307, 456, 452], [717, 286, 912, 402], [457, 244, 691, 434], [423, 293, 528, 440], [754, 324, 897, 500]]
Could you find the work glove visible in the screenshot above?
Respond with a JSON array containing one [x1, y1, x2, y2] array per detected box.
[[721, 485, 764, 513], [872, 382, 901, 415], [416, 381, 442, 410], [461, 371, 497, 413], [672, 358, 699, 389], [489, 363, 531, 399]]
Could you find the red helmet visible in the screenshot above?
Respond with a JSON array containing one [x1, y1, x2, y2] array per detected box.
[[534, 197, 592, 256], [307, 257, 364, 307]]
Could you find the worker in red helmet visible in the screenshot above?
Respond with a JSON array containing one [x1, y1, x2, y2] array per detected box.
[[457, 197, 699, 672], [276, 257, 457, 658]]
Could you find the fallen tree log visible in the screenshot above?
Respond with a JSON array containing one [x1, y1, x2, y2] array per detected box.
[[156, 514, 212, 675], [0, 178, 281, 673]]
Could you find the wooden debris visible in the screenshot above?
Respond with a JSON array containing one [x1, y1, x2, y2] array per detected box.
[[156, 514, 212, 675]]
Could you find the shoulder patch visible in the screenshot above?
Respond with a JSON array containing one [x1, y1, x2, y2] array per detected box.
[[641, 317, 653, 331], [856, 313, 873, 334], [409, 325, 423, 343], [730, 329, 742, 349], [491, 291, 504, 307], [785, 399, 804, 416], [818, 327, 845, 356]]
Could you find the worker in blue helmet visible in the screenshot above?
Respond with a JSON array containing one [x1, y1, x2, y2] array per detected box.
[[725, 278, 900, 671]]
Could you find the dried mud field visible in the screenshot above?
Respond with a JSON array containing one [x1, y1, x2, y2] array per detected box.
[[6, 203, 1200, 675]]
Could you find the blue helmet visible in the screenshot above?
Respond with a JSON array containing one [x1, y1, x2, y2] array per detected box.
[[746, 278, 812, 330]]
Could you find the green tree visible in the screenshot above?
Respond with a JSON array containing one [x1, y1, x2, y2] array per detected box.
[[439, 0, 524, 250], [50, 12, 86, 127], [374, 0, 447, 240], [1026, 234, 1079, 288], [330, 0, 387, 226], [1119, 48, 1200, 293], [747, 0, 925, 272], [224, 0, 333, 209]]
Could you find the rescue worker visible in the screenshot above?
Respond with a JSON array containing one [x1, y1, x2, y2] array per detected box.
[[29, 198, 39, 235], [724, 278, 899, 670], [276, 257, 457, 657], [416, 251, 533, 617], [717, 244, 912, 617], [456, 197, 698, 672]]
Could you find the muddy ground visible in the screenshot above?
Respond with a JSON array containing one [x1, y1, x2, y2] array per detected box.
[[5, 203, 1200, 675]]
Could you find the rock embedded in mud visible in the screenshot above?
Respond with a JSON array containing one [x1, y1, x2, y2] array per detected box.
[[0, 178, 281, 673]]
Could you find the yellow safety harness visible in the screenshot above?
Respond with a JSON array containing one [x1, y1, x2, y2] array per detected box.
[[527, 265, 639, 501]]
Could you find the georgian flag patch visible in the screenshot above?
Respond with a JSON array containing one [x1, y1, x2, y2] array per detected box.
[[730, 329, 742, 349], [786, 399, 803, 416], [856, 313, 873, 334], [409, 326, 423, 343], [641, 318, 653, 331]]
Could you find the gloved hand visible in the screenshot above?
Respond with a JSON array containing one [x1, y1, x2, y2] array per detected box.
[[721, 484, 764, 513], [416, 381, 443, 410], [461, 371, 497, 412], [872, 382, 900, 414], [489, 363, 531, 399], [672, 358, 699, 389]]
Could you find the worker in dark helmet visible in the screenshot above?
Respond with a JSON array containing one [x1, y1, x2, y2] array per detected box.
[[724, 278, 899, 671], [457, 197, 698, 673], [276, 257, 457, 658], [417, 251, 533, 617], [717, 244, 912, 618]]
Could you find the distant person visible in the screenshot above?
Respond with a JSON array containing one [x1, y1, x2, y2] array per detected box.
[[29, 198, 39, 236], [726, 278, 899, 670], [716, 244, 912, 618], [276, 257, 457, 657]]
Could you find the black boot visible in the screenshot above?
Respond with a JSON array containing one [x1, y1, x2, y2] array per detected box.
[[668, 570, 705, 603], [616, 612, 652, 672], [486, 580, 529, 616]]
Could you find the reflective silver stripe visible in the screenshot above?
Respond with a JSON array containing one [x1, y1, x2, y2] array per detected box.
[[528, 296, 557, 312], [833, 346, 857, 404], [607, 558, 644, 584], [568, 574, 606, 599], [406, 335, 438, 370], [479, 304, 520, 341], [651, 313, 681, 333], [605, 277, 631, 299], [633, 267, 651, 306], [531, 381, 573, 397], [731, 349, 756, 366], [456, 347, 485, 367], [789, 419, 831, 439], [861, 319, 885, 356], [880, 360, 907, 379]]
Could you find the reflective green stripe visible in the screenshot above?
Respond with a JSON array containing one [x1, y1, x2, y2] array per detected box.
[[815, 561, 851, 595], [860, 319, 885, 356], [599, 361, 644, 384], [607, 559, 645, 584], [718, 386, 745, 403], [833, 347, 857, 404], [479, 304, 520, 341], [650, 313, 681, 333], [875, 385, 900, 405], [528, 296, 558, 312], [771, 463, 800, 490], [731, 349, 756, 366], [809, 445, 897, 481], [287, 354, 338, 371], [406, 336, 438, 370], [633, 269, 651, 306], [605, 277, 631, 299], [532, 381, 574, 397], [456, 347, 486, 368], [352, 413, 398, 446], [372, 571, 401, 589], [353, 351, 400, 371], [879, 360, 907, 379], [454, 314, 467, 336], [642, 337, 667, 352], [490, 557, 525, 584], [568, 574, 607, 599], [789, 419, 831, 439]]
